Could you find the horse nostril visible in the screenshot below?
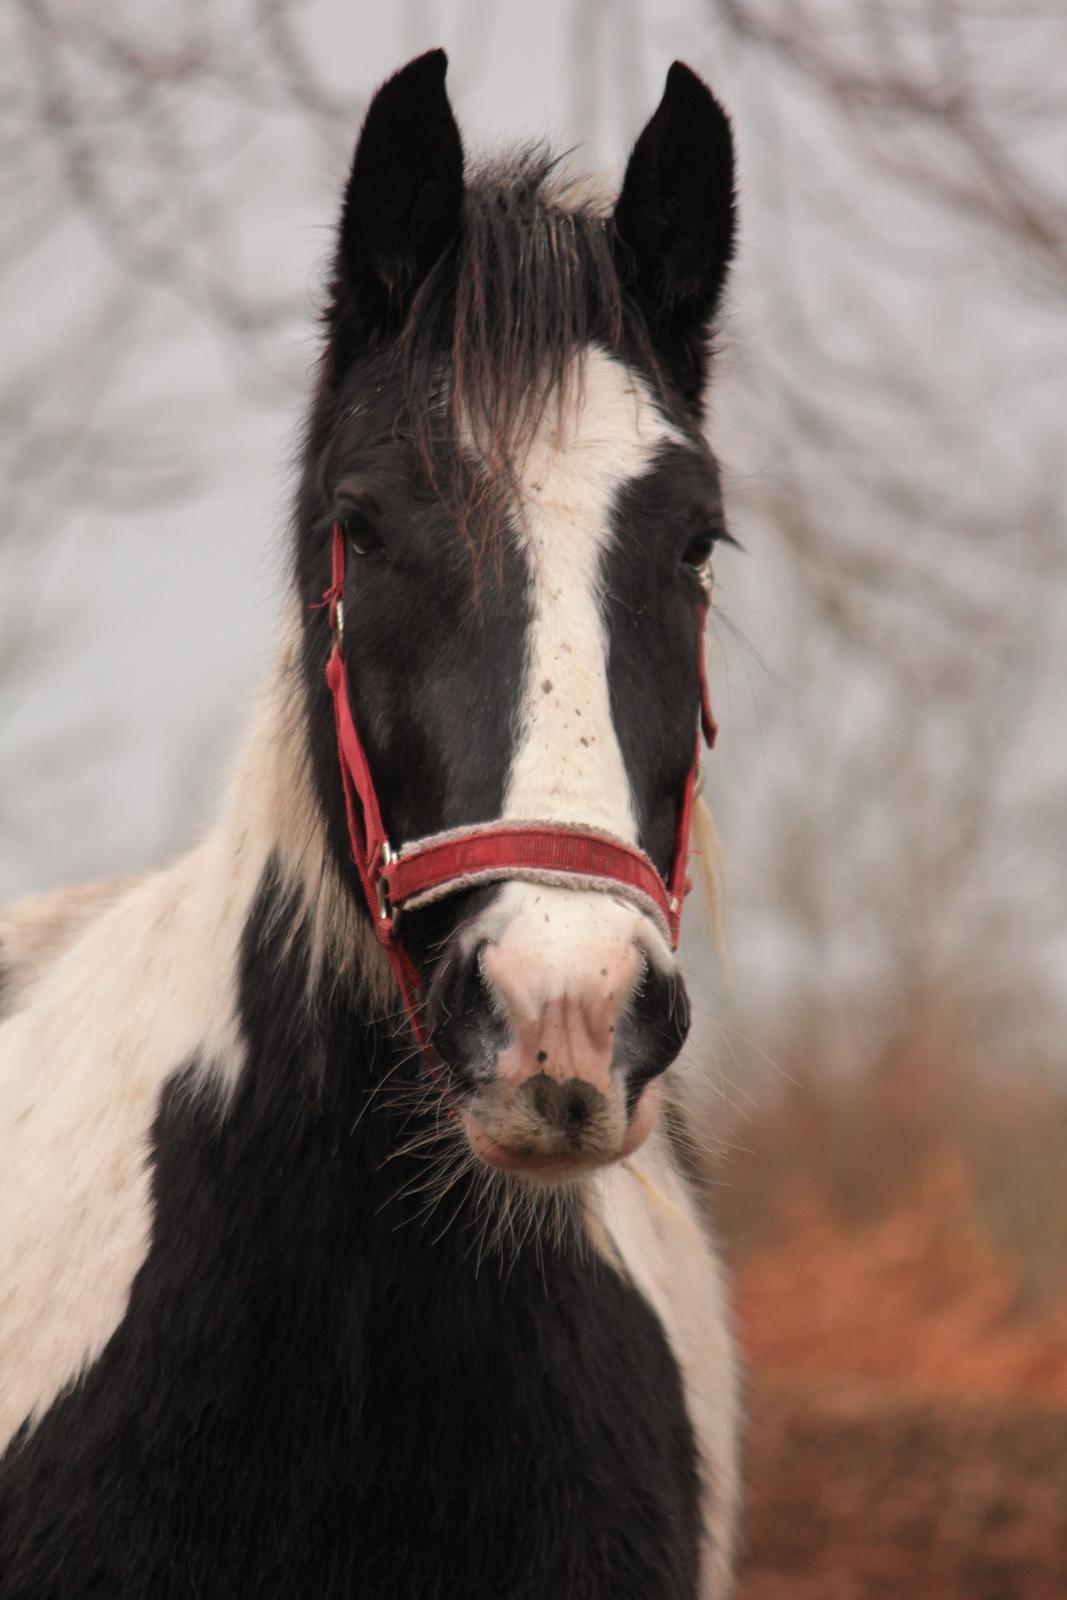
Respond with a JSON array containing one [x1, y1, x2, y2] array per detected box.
[[562, 1087, 592, 1132], [425, 938, 504, 1087]]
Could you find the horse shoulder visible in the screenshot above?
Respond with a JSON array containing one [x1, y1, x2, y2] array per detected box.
[[0, 849, 241, 1453]]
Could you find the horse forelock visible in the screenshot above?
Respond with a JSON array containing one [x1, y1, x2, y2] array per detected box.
[[321, 146, 679, 560]]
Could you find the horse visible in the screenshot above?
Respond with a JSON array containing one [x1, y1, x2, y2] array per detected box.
[[0, 50, 742, 1599]]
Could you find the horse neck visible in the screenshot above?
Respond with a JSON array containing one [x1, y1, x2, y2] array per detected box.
[[154, 652, 488, 1263]]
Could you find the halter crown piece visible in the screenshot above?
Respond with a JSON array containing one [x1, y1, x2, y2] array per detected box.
[[320, 521, 717, 1057]]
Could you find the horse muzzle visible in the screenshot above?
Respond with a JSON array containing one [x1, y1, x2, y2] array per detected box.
[[426, 884, 690, 1180]]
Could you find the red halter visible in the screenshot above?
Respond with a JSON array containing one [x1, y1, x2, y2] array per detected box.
[[320, 522, 716, 1051]]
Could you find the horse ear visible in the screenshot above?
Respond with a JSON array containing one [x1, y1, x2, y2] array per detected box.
[[613, 62, 736, 343], [337, 49, 464, 332]]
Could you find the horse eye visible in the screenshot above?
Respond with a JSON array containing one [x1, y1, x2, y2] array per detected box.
[[339, 509, 383, 559], [682, 530, 715, 570]]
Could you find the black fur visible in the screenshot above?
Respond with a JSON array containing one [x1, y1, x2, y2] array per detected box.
[[335, 49, 465, 351], [614, 61, 737, 406], [605, 441, 726, 878], [0, 866, 706, 1599]]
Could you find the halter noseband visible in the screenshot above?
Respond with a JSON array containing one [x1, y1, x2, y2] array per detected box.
[[320, 522, 716, 1053]]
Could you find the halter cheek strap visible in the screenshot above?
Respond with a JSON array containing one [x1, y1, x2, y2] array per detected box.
[[320, 522, 716, 1053]]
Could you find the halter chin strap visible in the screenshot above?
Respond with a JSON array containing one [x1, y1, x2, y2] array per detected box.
[[320, 522, 716, 1051]]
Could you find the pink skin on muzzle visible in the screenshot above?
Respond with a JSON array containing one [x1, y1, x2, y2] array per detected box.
[[464, 936, 660, 1178]]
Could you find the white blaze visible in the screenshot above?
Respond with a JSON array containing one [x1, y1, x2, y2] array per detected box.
[[468, 351, 681, 976], [504, 349, 678, 835]]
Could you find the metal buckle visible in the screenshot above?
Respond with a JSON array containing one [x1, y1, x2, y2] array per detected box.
[[375, 839, 395, 925]]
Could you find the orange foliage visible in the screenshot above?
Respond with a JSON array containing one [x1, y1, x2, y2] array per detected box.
[[736, 1157, 1067, 1404]]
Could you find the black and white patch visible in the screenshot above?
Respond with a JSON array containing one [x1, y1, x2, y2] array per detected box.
[[0, 866, 707, 1600]]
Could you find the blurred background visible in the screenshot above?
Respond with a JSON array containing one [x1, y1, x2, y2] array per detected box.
[[2, 2, 1065, 1592]]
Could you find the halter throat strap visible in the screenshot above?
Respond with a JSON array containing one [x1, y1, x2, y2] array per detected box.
[[320, 522, 716, 1050]]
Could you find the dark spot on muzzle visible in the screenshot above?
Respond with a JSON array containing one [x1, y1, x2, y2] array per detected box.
[[521, 1073, 606, 1143]]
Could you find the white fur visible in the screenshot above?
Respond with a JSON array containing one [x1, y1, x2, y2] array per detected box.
[[0, 847, 243, 1446], [589, 1108, 741, 1598], [467, 349, 679, 969], [0, 879, 135, 1018], [506, 349, 677, 834]]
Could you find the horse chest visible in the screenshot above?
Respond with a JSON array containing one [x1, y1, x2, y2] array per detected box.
[[0, 1069, 705, 1600]]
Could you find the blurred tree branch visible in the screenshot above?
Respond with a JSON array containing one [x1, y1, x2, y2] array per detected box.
[[0, 0, 361, 822], [719, 0, 1067, 288], [693, 0, 1067, 1071]]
